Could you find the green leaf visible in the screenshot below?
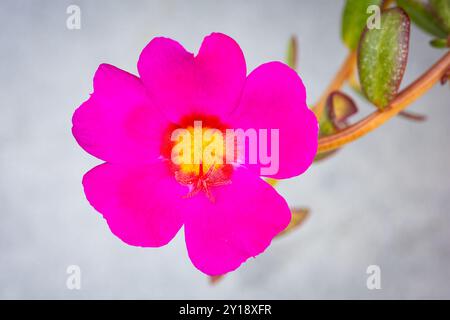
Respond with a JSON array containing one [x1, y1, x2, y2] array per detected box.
[[276, 208, 309, 237], [430, 37, 450, 47], [286, 35, 298, 70], [319, 91, 358, 137], [318, 110, 336, 137], [358, 8, 411, 109], [342, 0, 384, 50], [398, 110, 427, 121], [328, 92, 359, 129], [396, 0, 447, 37], [430, 0, 450, 33], [314, 149, 339, 162], [315, 92, 358, 162]]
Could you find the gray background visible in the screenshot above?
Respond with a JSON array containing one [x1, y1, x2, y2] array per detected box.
[[1, 0, 449, 299]]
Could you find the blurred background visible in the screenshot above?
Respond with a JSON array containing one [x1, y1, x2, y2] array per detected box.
[[1, 0, 449, 299]]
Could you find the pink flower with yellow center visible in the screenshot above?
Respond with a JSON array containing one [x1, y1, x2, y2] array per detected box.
[[72, 33, 318, 275]]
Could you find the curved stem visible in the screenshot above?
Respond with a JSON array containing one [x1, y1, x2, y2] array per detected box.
[[317, 51, 450, 153]]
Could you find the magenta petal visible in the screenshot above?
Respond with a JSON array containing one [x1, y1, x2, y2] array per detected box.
[[183, 168, 291, 275], [137, 37, 195, 122], [227, 62, 318, 179], [82, 161, 186, 247], [72, 64, 169, 164], [137, 33, 246, 122], [195, 33, 247, 115]]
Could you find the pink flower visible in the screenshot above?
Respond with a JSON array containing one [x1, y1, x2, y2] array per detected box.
[[72, 33, 318, 275]]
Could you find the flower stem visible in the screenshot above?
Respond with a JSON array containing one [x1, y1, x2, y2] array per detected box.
[[317, 51, 450, 153]]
